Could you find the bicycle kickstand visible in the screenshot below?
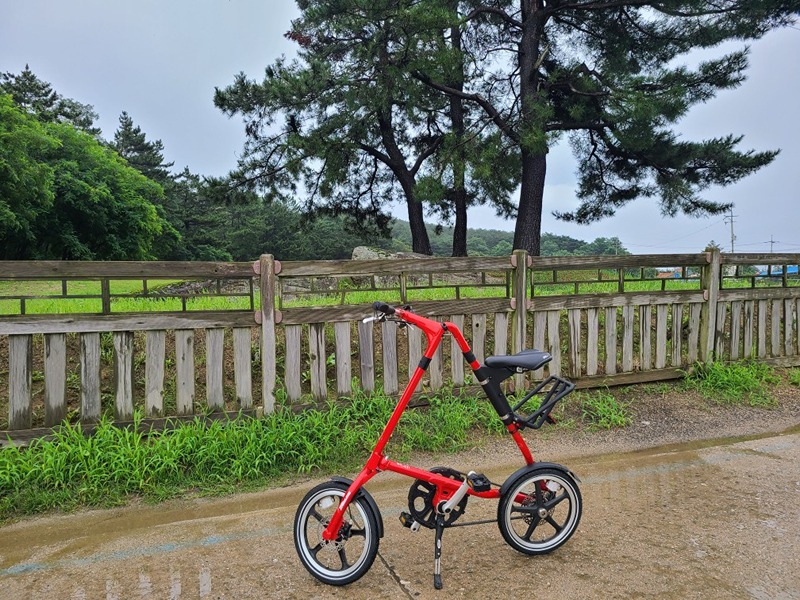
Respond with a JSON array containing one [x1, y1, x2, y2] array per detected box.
[[433, 515, 445, 590]]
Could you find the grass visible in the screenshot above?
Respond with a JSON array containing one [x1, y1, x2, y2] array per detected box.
[[0, 383, 632, 521], [683, 360, 780, 407], [789, 369, 800, 387], [575, 390, 632, 429]]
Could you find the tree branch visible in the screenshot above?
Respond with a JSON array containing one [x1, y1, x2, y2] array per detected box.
[[463, 6, 522, 29], [412, 71, 520, 144]]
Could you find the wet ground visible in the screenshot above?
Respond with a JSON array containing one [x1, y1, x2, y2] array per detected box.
[[1, 427, 799, 599]]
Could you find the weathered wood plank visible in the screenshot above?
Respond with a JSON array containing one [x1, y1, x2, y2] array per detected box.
[[8, 335, 32, 430], [145, 330, 166, 416], [714, 303, 728, 360], [530, 290, 704, 312], [688, 303, 702, 364], [797, 298, 800, 357], [0, 311, 254, 335], [671, 304, 683, 367], [785, 299, 795, 357], [472, 314, 487, 364], [655, 304, 668, 369], [429, 317, 443, 391], [285, 325, 303, 402], [494, 312, 509, 357], [568, 309, 582, 378], [0, 260, 255, 279], [605, 307, 617, 375], [586, 308, 599, 376], [309, 323, 327, 402], [279, 256, 511, 277], [233, 328, 253, 408], [700, 250, 720, 362], [408, 324, 423, 391], [757, 299, 768, 358], [622, 305, 635, 372], [450, 315, 465, 386], [205, 329, 225, 410], [357, 320, 375, 393], [43, 333, 67, 427], [113, 331, 134, 421], [640, 305, 652, 371], [382, 320, 399, 395], [743, 301, 755, 359], [530, 253, 708, 270], [721, 253, 800, 265], [729, 302, 742, 361], [718, 287, 800, 302], [771, 299, 782, 357], [175, 329, 195, 415], [281, 299, 511, 326], [547, 310, 561, 377], [259, 254, 277, 413], [533, 311, 547, 379], [334, 322, 352, 397], [80, 333, 101, 422]]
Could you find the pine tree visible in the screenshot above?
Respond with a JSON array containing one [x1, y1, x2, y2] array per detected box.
[[0, 65, 101, 137], [412, 0, 796, 254], [111, 111, 174, 184]]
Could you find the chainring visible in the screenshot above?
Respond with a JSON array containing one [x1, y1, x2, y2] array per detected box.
[[407, 467, 468, 529]]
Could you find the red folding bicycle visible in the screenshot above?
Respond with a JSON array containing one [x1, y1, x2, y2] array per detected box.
[[293, 301, 582, 589]]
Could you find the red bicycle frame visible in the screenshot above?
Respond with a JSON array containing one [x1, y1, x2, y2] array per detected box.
[[321, 307, 536, 542]]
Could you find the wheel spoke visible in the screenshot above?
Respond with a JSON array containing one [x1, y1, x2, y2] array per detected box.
[[338, 547, 350, 569], [309, 506, 326, 523], [546, 516, 564, 533], [310, 542, 324, 558], [523, 516, 542, 541], [544, 492, 568, 510]]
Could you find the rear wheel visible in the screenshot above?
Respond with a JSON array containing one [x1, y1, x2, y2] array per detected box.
[[294, 481, 379, 585], [497, 468, 581, 555]]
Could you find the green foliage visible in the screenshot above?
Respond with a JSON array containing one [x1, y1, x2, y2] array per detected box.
[[0, 95, 171, 260], [789, 369, 800, 387], [1, 65, 100, 136], [684, 361, 779, 407], [385, 220, 630, 258], [577, 391, 632, 430]]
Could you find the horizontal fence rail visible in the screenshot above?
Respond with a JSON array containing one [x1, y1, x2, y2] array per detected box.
[[1, 251, 799, 442]]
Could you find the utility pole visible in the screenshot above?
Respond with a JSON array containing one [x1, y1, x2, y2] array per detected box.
[[770, 235, 775, 253], [724, 206, 737, 253]]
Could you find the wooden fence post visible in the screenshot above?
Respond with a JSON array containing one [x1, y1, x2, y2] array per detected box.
[[700, 248, 721, 362], [512, 250, 529, 390], [259, 254, 278, 413]]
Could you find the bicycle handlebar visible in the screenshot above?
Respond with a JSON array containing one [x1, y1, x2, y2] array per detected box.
[[372, 301, 396, 315]]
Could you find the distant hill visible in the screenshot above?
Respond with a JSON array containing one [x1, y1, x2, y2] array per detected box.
[[383, 220, 628, 257]]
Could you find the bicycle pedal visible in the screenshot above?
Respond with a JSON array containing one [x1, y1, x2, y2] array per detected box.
[[399, 511, 421, 532], [467, 473, 492, 492]]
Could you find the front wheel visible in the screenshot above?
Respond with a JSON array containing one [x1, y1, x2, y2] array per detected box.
[[497, 467, 582, 555], [294, 480, 380, 586]]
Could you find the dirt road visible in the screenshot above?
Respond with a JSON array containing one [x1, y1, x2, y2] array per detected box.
[[1, 424, 799, 600]]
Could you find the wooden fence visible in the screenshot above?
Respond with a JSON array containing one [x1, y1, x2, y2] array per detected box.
[[1, 251, 799, 442]]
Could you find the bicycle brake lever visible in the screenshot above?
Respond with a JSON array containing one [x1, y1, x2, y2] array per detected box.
[[362, 315, 381, 324]]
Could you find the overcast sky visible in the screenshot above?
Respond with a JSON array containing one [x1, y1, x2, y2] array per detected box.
[[2, 1, 798, 254]]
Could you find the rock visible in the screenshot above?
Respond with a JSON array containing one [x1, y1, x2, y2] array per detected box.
[[351, 246, 431, 261]]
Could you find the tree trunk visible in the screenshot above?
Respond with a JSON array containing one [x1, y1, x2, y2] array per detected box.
[[452, 187, 468, 256], [398, 173, 432, 255], [514, 0, 545, 256], [407, 199, 432, 255], [450, 14, 468, 257], [513, 152, 545, 255]]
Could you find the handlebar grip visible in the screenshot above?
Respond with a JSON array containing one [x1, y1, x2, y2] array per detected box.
[[372, 301, 396, 315]]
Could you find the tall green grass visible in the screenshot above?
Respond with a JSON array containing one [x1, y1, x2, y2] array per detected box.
[[683, 360, 779, 407], [0, 389, 506, 520]]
